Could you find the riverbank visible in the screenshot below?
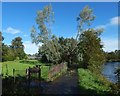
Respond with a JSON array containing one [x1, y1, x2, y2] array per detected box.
[[78, 68, 111, 96], [106, 59, 120, 62]]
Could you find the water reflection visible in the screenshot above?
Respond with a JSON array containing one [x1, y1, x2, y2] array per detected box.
[[102, 62, 120, 83]]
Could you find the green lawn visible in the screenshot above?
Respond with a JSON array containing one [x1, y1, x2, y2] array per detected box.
[[1, 60, 50, 80]]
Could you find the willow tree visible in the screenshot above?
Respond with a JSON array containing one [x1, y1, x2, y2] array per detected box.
[[31, 4, 61, 64]]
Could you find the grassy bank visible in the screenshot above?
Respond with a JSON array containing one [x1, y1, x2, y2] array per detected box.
[[78, 68, 112, 95], [1, 60, 50, 80]]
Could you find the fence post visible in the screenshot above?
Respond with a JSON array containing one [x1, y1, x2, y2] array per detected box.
[[28, 67, 30, 84], [28, 67, 31, 94], [38, 65, 41, 80], [6, 64, 8, 76], [13, 69, 15, 83]]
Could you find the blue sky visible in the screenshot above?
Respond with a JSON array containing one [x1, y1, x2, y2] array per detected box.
[[2, 2, 119, 54]]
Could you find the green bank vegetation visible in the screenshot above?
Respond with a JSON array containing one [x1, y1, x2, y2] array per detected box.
[[78, 68, 112, 95]]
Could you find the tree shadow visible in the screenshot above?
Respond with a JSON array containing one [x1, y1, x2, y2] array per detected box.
[[2, 75, 47, 96]]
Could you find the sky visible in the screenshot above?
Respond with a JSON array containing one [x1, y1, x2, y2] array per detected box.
[[2, 2, 119, 54]]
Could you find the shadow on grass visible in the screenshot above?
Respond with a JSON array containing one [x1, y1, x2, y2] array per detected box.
[[2, 75, 46, 96]]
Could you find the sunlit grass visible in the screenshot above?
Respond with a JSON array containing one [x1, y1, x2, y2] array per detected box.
[[1, 60, 49, 80], [78, 68, 111, 95]]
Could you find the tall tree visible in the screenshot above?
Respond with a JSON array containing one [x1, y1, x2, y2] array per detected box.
[[31, 4, 62, 64], [76, 6, 95, 40], [31, 4, 54, 44], [1, 35, 15, 61], [11, 37, 25, 60], [78, 29, 105, 72], [77, 6, 105, 72]]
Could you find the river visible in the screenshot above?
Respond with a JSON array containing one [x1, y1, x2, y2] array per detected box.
[[102, 62, 120, 83]]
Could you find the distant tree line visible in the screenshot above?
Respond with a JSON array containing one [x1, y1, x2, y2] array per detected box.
[[105, 50, 120, 62], [0, 32, 27, 62]]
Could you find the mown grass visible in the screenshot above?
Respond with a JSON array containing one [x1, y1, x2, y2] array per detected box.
[[78, 68, 112, 95], [1, 60, 50, 80]]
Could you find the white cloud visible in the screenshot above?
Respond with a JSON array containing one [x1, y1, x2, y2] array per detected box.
[[95, 16, 119, 52], [102, 38, 118, 52], [23, 41, 42, 55], [95, 16, 119, 29], [95, 25, 106, 29], [110, 16, 120, 25], [3, 27, 21, 34]]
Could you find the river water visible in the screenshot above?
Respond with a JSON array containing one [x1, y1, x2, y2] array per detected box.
[[102, 62, 120, 83]]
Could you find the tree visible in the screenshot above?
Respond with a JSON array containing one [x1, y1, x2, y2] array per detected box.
[[31, 4, 62, 64], [58, 37, 78, 67], [76, 6, 105, 72], [31, 4, 54, 44], [78, 28, 105, 72], [0, 32, 14, 61], [105, 50, 120, 62], [11, 37, 26, 60], [76, 6, 95, 40], [38, 35, 61, 64], [2, 45, 15, 61]]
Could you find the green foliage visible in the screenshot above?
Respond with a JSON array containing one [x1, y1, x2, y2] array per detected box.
[[78, 68, 111, 95], [11, 37, 26, 60], [2, 34, 15, 61], [78, 28, 106, 72], [105, 50, 120, 62], [58, 37, 78, 67], [31, 4, 61, 64], [39, 37, 78, 66], [39, 35, 61, 64], [76, 6, 96, 40], [2, 36, 26, 61], [2, 44, 15, 61], [15, 57, 20, 61], [31, 4, 54, 44]]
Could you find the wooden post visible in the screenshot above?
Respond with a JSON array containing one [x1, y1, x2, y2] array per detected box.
[[38, 65, 41, 80], [28, 67, 30, 94], [28, 67, 30, 84], [6, 64, 8, 76], [13, 69, 15, 83]]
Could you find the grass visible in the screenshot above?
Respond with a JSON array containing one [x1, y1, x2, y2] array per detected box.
[[1, 60, 50, 80], [78, 68, 111, 95]]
